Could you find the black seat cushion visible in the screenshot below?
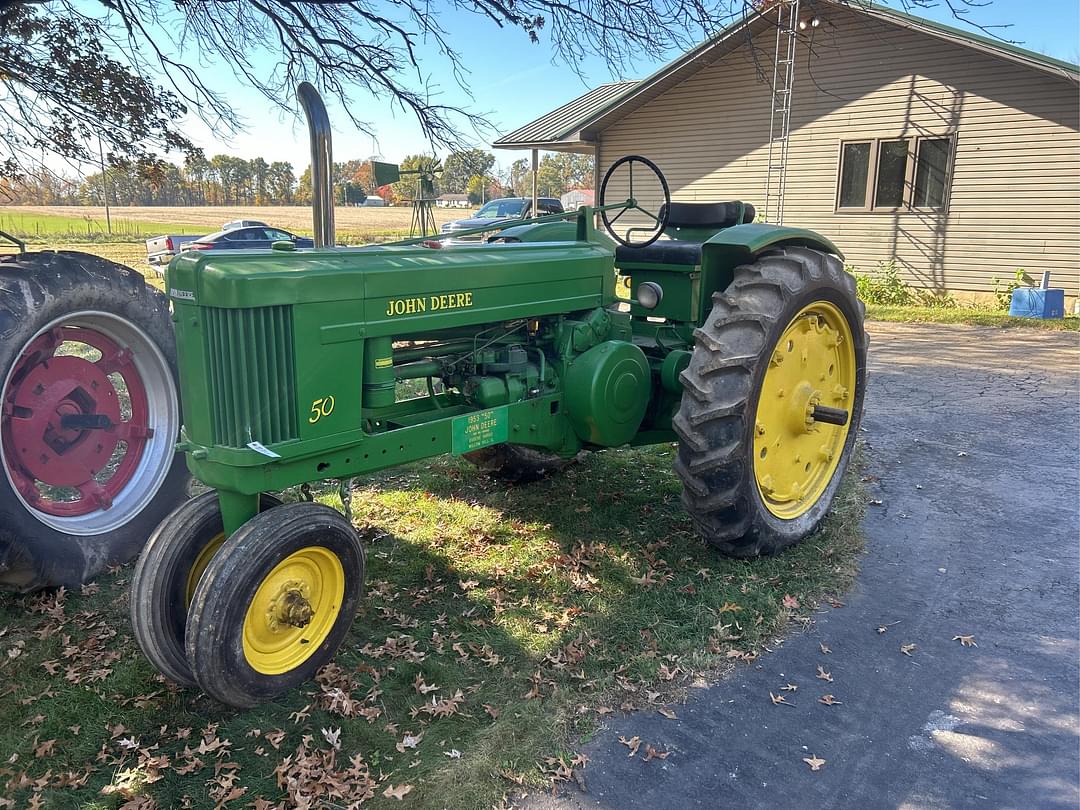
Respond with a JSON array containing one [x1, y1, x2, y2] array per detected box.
[[662, 201, 755, 229], [615, 239, 703, 266]]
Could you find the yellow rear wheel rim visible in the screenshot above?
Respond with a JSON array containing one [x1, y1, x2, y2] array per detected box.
[[242, 546, 345, 675], [186, 532, 225, 607], [753, 301, 856, 519]]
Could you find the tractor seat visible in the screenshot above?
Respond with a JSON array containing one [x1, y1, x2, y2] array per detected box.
[[614, 201, 755, 267]]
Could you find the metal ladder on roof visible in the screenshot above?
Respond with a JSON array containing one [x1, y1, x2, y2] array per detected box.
[[763, 0, 800, 225]]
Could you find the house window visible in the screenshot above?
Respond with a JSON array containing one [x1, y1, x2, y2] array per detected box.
[[836, 136, 954, 212], [913, 137, 952, 209], [838, 142, 871, 208]]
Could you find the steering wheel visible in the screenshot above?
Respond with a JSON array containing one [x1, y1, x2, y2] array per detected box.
[[598, 155, 671, 248]]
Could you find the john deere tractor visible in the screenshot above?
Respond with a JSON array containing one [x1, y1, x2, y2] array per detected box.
[[129, 85, 866, 707]]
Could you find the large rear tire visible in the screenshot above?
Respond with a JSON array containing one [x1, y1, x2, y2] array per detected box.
[[0, 251, 188, 591], [673, 247, 867, 557]]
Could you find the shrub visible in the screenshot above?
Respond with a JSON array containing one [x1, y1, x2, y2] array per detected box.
[[991, 269, 1035, 311], [849, 260, 913, 306]]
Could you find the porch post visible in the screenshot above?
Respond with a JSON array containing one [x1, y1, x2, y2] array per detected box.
[[531, 148, 539, 216]]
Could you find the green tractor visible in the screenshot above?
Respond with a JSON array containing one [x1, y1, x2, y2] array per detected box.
[[131, 85, 866, 707]]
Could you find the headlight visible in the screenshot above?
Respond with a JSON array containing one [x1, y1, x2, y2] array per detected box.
[[636, 281, 663, 310]]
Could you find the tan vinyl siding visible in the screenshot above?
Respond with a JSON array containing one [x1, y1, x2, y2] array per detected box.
[[597, 7, 1080, 295]]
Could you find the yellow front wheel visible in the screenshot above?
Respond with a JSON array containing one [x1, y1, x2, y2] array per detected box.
[[674, 246, 866, 556], [130, 491, 281, 688], [184, 501, 365, 708]]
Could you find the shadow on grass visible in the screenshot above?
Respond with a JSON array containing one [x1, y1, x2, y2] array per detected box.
[[0, 444, 865, 809]]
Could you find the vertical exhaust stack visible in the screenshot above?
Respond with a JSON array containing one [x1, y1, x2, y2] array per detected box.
[[297, 82, 335, 248]]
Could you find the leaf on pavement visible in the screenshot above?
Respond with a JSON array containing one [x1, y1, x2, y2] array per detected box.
[[780, 683, 798, 692], [819, 643, 831, 654], [953, 634, 977, 647], [900, 643, 917, 656], [769, 692, 793, 706], [803, 755, 826, 771], [816, 665, 833, 682], [643, 744, 669, 762], [618, 735, 641, 757], [819, 694, 843, 706], [658, 708, 677, 720]]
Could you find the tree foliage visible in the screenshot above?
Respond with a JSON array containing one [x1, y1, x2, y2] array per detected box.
[[1, 0, 1009, 193], [441, 149, 496, 195]]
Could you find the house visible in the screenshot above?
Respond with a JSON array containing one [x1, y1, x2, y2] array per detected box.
[[561, 189, 595, 210], [494, 1, 1080, 301], [436, 194, 471, 208]]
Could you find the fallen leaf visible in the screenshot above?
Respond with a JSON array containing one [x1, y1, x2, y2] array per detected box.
[[618, 735, 641, 757], [483, 704, 500, 720], [953, 634, 977, 647], [718, 601, 742, 613], [803, 754, 826, 771], [819, 694, 843, 706], [643, 744, 669, 762], [780, 683, 798, 692], [900, 643, 917, 656], [819, 643, 831, 655], [396, 732, 423, 753], [33, 739, 56, 759], [782, 594, 800, 609], [321, 727, 341, 750], [869, 499, 883, 506], [816, 666, 833, 682], [769, 692, 793, 706], [382, 783, 413, 801], [957, 451, 968, 457], [413, 674, 439, 695], [877, 625, 888, 634], [444, 749, 462, 759], [658, 708, 677, 720]]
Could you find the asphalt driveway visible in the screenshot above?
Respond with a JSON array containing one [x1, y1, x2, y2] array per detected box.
[[524, 321, 1079, 810]]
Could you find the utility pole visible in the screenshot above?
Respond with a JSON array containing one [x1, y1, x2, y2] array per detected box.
[[97, 135, 112, 234]]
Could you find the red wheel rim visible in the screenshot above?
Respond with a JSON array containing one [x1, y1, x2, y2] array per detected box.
[[1, 325, 152, 517]]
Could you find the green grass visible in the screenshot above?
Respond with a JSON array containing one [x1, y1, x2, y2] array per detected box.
[[0, 212, 201, 243], [866, 304, 1080, 331], [0, 447, 865, 809]]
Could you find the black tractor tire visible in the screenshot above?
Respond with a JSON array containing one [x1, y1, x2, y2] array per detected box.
[[0, 251, 188, 591], [464, 444, 578, 483], [130, 491, 282, 687], [673, 246, 867, 557], [185, 502, 366, 708]]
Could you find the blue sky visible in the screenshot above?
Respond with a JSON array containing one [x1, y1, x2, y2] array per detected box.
[[175, 0, 1079, 176]]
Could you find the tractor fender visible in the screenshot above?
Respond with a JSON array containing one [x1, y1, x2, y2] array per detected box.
[[701, 223, 843, 266]]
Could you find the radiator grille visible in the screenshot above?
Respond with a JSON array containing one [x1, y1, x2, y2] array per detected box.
[[203, 306, 298, 447]]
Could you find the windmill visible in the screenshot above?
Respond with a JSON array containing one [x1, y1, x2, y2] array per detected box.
[[371, 158, 443, 237]]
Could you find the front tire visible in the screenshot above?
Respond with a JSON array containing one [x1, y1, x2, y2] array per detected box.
[[130, 491, 282, 687], [673, 247, 867, 556], [0, 252, 188, 591], [185, 502, 365, 708]]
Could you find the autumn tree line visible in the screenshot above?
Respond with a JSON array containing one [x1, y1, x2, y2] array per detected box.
[[3, 149, 595, 207]]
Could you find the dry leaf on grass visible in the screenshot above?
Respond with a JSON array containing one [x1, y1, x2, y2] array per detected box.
[[382, 783, 413, 800], [803, 755, 826, 771], [782, 594, 800, 609]]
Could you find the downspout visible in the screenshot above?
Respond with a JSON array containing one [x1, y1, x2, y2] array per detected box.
[[531, 148, 539, 217], [298, 81, 335, 248]]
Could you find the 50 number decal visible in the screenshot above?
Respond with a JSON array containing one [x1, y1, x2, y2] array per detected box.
[[308, 395, 336, 424]]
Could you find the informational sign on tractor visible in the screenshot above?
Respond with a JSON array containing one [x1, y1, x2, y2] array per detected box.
[[451, 407, 509, 454]]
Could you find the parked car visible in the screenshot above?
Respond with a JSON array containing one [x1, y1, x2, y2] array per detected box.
[[439, 197, 563, 242], [189, 226, 315, 252], [145, 234, 201, 266], [222, 219, 269, 230]]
